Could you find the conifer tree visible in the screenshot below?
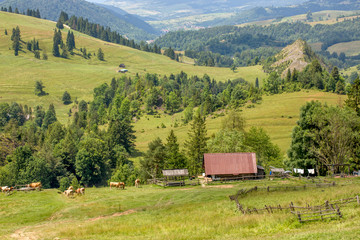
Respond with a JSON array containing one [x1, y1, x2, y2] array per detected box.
[[35, 81, 45, 96], [15, 8, 19, 14], [52, 41, 60, 57], [255, 77, 259, 88], [62, 91, 72, 105], [97, 48, 104, 61], [8, 6, 12, 13], [184, 111, 208, 175], [165, 130, 186, 169], [346, 77, 360, 115], [43, 104, 57, 129]]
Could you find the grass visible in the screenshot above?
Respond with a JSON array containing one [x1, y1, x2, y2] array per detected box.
[[134, 90, 343, 159], [0, 12, 266, 123], [327, 41, 360, 57], [1, 177, 360, 239]]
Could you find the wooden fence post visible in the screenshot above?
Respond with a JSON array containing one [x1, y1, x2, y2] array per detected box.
[[267, 186, 270, 192], [297, 211, 302, 222], [336, 205, 342, 218], [356, 195, 359, 205]]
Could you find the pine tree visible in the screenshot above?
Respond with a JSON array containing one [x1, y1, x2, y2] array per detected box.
[[97, 48, 104, 61], [62, 91, 72, 104], [52, 41, 60, 57], [8, 6, 12, 13], [56, 20, 64, 29], [15, 8, 19, 14], [11, 26, 21, 56], [66, 31, 75, 51], [43, 104, 57, 129], [165, 130, 186, 169], [255, 77, 259, 88], [184, 111, 208, 175], [35, 81, 45, 96]]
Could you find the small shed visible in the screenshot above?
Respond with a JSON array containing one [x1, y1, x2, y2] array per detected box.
[[162, 169, 189, 186], [204, 153, 263, 179], [270, 166, 285, 175]]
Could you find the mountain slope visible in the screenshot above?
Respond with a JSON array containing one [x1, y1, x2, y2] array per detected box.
[[271, 39, 323, 77], [0, 0, 158, 40], [0, 11, 265, 123]]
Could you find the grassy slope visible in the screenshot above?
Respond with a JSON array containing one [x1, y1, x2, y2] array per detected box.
[[1, 178, 360, 239], [0, 12, 266, 122], [134, 90, 342, 155], [327, 41, 360, 56], [0, 12, 344, 160]]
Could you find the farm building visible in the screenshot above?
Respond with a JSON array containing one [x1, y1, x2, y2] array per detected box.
[[162, 169, 189, 187], [204, 153, 264, 180]]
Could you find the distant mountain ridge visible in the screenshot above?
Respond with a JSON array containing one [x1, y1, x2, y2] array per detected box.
[[0, 0, 158, 40]]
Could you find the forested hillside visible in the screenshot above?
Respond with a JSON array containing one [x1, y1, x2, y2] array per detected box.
[[0, 0, 158, 40], [155, 18, 360, 67]]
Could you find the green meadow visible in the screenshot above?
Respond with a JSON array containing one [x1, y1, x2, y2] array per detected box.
[[1, 177, 360, 239], [0, 12, 266, 123], [134, 90, 342, 156]]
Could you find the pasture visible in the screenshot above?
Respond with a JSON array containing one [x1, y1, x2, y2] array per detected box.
[[327, 41, 360, 57], [0, 12, 266, 123], [134, 90, 343, 155], [1, 177, 360, 239]]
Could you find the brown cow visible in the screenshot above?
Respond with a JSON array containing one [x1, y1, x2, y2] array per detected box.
[[68, 186, 74, 191], [119, 182, 125, 189], [64, 189, 74, 197], [27, 182, 42, 190], [1, 186, 13, 193], [135, 179, 140, 188], [110, 182, 120, 189], [75, 188, 85, 195]]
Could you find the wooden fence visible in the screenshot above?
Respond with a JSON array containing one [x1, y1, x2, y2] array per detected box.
[[292, 204, 342, 223]]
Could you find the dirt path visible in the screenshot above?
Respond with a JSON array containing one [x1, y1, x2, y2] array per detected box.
[[9, 209, 137, 239]]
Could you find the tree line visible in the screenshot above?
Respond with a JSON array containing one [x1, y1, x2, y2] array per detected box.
[[1, 6, 41, 18]]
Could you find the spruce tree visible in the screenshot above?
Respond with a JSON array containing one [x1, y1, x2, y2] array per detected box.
[[62, 91, 72, 104], [52, 41, 60, 57], [35, 81, 45, 96], [97, 48, 104, 61], [165, 130, 186, 169], [184, 111, 208, 175], [255, 77, 259, 88], [43, 104, 57, 129], [15, 8, 19, 14], [8, 6, 12, 13]]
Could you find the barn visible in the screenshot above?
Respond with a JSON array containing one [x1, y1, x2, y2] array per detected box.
[[204, 153, 264, 180]]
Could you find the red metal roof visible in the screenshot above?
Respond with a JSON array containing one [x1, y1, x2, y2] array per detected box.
[[204, 153, 257, 175]]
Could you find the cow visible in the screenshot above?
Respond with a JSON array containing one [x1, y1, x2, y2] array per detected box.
[[1, 186, 13, 193], [110, 182, 120, 189], [135, 179, 140, 188], [119, 182, 125, 189], [76, 188, 85, 195], [68, 186, 74, 191], [64, 189, 74, 197], [27, 182, 42, 190]]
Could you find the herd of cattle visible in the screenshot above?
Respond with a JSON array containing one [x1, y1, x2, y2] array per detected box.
[[1, 182, 42, 194], [1, 179, 141, 197]]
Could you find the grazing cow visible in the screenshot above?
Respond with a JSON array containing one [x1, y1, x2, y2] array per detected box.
[[110, 182, 120, 189], [27, 182, 42, 190], [119, 182, 125, 190], [1, 186, 13, 193], [68, 186, 74, 191], [76, 188, 85, 195], [135, 179, 140, 188], [64, 189, 74, 197]]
